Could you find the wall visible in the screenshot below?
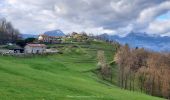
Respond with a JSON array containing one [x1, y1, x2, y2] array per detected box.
[[25, 46, 46, 54]]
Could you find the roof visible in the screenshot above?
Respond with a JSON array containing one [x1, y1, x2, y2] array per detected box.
[[26, 44, 46, 47]]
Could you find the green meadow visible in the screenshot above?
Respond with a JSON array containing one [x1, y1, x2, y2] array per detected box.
[[0, 41, 164, 100]]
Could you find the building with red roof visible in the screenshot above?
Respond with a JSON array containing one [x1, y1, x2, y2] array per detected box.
[[24, 44, 46, 54]]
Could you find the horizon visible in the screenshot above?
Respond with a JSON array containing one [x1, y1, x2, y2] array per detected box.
[[21, 30, 170, 38], [0, 0, 170, 36]]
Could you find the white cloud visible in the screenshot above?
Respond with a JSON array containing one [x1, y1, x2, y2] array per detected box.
[[0, 0, 170, 35], [146, 20, 170, 35], [137, 1, 170, 24]]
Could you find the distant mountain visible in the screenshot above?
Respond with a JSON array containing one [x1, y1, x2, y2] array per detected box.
[[21, 34, 38, 39], [99, 32, 170, 51], [44, 30, 65, 37], [21, 29, 65, 39]]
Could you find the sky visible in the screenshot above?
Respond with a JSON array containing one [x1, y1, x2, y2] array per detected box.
[[0, 0, 170, 36]]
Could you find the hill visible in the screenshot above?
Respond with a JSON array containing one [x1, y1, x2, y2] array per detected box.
[[0, 41, 164, 100], [99, 32, 170, 51], [44, 30, 65, 37]]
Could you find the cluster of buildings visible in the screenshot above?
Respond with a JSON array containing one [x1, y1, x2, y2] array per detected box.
[[0, 32, 90, 55], [38, 34, 62, 44], [1, 43, 47, 55], [1, 33, 63, 55], [23, 33, 64, 54]]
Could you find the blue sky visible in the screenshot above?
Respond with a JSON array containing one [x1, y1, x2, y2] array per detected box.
[[157, 11, 170, 21], [0, 0, 170, 36]]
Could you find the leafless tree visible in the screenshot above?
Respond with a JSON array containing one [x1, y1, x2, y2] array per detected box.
[[114, 44, 170, 99], [97, 50, 112, 81], [0, 18, 20, 44]]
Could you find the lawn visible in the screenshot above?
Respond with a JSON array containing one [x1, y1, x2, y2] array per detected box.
[[0, 41, 164, 100]]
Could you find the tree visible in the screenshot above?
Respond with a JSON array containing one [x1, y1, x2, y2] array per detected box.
[[16, 38, 36, 47], [114, 43, 170, 98], [25, 38, 36, 43], [0, 18, 20, 44], [114, 44, 131, 88], [97, 50, 112, 81]]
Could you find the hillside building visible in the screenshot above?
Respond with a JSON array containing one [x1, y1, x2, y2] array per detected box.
[[24, 44, 46, 54]]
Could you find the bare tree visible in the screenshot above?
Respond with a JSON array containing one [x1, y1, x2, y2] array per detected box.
[[97, 50, 112, 81], [114, 44, 170, 99], [0, 18, 20, 44], [114, 44, 131, 88]]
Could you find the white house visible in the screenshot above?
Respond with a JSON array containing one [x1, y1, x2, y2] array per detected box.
[[24, 44, 46, 54]]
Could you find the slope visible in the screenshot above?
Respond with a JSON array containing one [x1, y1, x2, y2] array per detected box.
[[0, 41, 164, 100]]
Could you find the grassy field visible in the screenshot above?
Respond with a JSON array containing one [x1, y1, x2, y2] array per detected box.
[[0, 41, 164, 100]]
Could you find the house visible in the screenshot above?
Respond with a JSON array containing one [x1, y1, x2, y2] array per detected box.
[[7, 44, 24, 53], [69, 32, 89, 42], [38, 34, 61, 44], [24, 44, 46, 54]]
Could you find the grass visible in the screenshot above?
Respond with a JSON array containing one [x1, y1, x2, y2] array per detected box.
[[0, 41, 164, 100]]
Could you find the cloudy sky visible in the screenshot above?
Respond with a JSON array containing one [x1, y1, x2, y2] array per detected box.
[[0, 0, 170, 36]]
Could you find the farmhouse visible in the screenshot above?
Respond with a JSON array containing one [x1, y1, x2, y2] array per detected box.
[[38, 34, 62, 44], [24, 44, 46, 54]]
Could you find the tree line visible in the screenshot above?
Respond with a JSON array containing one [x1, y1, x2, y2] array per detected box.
[[0, 18, 20, 44], [114, 44, 170, 99]]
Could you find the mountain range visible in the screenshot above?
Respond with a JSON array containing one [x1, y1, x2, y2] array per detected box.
[[21, 34, 38, 39], [21, 30, 170, 51], [99, 32, 170, 51], [21, 30, 65, 39]]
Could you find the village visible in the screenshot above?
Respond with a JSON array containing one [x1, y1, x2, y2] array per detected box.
[[1, 0, 170, 99], [0, 32, 90, 56]]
